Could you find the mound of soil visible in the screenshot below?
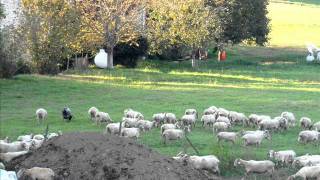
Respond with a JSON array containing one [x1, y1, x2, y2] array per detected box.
[[7, 132, 216, 180]]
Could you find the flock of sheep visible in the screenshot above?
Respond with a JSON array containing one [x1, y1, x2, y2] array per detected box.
[[0, 106, 319, 179]]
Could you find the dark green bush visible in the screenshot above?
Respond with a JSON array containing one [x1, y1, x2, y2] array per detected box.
[[114, 37, 148, 68]]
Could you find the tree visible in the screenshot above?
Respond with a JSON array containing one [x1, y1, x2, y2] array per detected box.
[[147, 0, 214, 68], [206, 0, 270, 45], [21, 0, 81, 74], [78, 0, 146, 68]]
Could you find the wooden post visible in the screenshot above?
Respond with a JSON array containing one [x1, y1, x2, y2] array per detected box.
[[44, 124, 49, 141], [118, 121, 122, 136], [184, 129, 200, 155]]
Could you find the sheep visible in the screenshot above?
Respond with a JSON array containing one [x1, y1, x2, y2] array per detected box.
[[300, 117, 313, 130], [121, 128, 140, 139], [185, 109, 198, 119], [240, 130, 269, 136], [228, 111, 248, 125], [160, 123, 179, 134], [88, 107, 99, 122], [203, 106, 217, 115], [95, 111, 112, 125], [180, 154, 220, 174], [47, 131, 62, 140], [293, 155, 320, 167], [217, 132, 237, 144], [105, 122, 125, 135], [234, 158, 275, 179], [62, 107, 72, 122], [162, 127, 190, 144], [213, 122, 230, 133], [248, 114, 271, 127], [242, 131, 271, 147], [136, 120, 155, 131], [298, 130, 320, 144], [153, 113, 166, 127], [30, 139, 44, 150], [33, 134, 45, 141], [259, 117, 287, 131], [17, 167, 55, 180], [0, 137, 9, 144], [0, 141, 28, 153], [164, 113, 177, 124], [0, 162, 4, 169], [216, 108, 229, 117], [313, 121, 320, 131], [268, 150, 296, 166], [0, 151, 29, 163], [17, 134, 33, 142], [122, 117, 139, 128], [287, 165, 320, 180], [124, 108, 144, 120], [281, 112, 296, 127], [216, 116, 231, 125], [35, 108, 47, 124], [201, 114, 216, 127], [181, 114, 197, 128]]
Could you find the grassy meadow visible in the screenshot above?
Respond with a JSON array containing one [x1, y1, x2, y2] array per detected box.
[[1, 0, 320, 179]]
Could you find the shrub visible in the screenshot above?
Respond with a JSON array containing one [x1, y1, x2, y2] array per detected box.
[[113, 37, 148, 68]]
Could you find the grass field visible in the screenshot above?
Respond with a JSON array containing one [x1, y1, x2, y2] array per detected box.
[[1, 46, 320, 178], [268, 0, 320, 47]]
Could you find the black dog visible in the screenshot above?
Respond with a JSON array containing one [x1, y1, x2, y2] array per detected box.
[[62, 107, 73, 122]]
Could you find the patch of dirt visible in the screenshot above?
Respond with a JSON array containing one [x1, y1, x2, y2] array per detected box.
[[7, 132, 217, 180]]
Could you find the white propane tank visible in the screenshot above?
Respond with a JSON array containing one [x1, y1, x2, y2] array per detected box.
[[94, 49, 108, 68]]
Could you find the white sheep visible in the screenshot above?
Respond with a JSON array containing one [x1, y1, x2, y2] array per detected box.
[[105, 122, 125, 135], [17, 134, 33, 142], [35, 108, 47, 124], [164, 113, 177, 124], [300, 117, 313, 130], [201, 114, 216, 127], [0, 141, 28, 153], [216, 116, 231, 124], [121, 128, 140, 139], [17, 167, 55, 180], [248, 114, 271, 127], [0, 151, 29, 163], [124, 108, 144, 120], [234, 158, 275, 179], [313, 121, 320, 132], [240, 130, 269, 136], [293, 155, 320, 167], [162, 127, 190, 144], [122, 117, 139, 128], [181, 114, 197, 128], [33, 134, 45, 141], [287, 165, 320, 180], [213, 122, 230, 133], [88, 107, 99, 122], [217, 108, 229, 117], [242, 131, 271, 147], [217, 132, 237, 144], [268, 150, 296, 166], [298, 130, 320, 144], [30, 139, 44, 150], [259, 117, 287, 131], [203, 106, 217, 115], [95, 111, 112, 125], [185, 108, 198, 119], [181, 154, 220, 174], [136, 120, 155, 131], [228, 111, 248, 125], [0, 137, 9, 144], [47, 131, 62, 140], [281, 112, 296, 127], [153, 113, 166, 127], [160, 123, 179, 134]]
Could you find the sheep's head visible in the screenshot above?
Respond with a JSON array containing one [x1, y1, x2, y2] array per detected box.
[[268, 150, 275, 159], [233, 159, 241, 167]]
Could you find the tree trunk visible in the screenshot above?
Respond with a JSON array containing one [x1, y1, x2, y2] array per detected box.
[[191, 50, 197, 68], [107, 48, 114, 68]]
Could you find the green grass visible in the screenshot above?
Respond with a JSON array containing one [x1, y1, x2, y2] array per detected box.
[[268, 0, 320, 47], [1, 46, 320, 179]]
